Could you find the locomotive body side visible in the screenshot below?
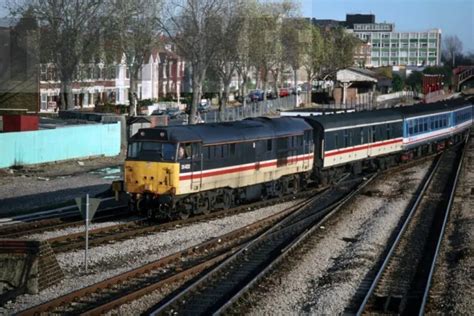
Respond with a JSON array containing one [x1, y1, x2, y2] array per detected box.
[[122, 117, 315, 218]]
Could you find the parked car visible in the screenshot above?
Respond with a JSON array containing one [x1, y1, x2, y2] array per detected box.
[[198, 99, 211, 113], [266, 88, 277, 99], [279, 88, 290, 98], [248, 89, 265, 102], [152, 108, 182, 119]]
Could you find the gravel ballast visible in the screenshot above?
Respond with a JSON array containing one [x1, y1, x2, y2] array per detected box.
[[1, 199, 301, 314], [247, 162, 432, 314], [427, 138, 474, 314]]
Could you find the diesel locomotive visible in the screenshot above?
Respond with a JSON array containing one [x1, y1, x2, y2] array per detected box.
[[113, 97, 473, 219]]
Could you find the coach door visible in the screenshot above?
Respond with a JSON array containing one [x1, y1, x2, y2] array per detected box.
[[190, 143, 202, 191], [367, 125, 377, 157]]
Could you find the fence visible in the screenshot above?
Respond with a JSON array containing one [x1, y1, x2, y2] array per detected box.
[[376, 91, 422, 102], [201, 95, 301, 123], [0, 122, 121, 168]]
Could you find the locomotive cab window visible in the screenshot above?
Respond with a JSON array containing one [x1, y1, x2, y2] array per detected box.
[[128, 141, 177, 161], [178, 143, 192, 160]]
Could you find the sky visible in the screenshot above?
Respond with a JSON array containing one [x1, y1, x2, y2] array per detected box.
[[1, 0, 472, 51], [301, 0, 474, 52]]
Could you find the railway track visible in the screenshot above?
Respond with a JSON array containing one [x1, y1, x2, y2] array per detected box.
[[346, 141, 467, 315], [17, 195, 319, 315], [46, 187, 328, 253], [148, 174, 375, 315], [0, 200, 128, 239]]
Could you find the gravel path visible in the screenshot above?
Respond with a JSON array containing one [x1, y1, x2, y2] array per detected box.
[[0, 156, 124, 216], [1, 199, 301, 314], [427, 138, 474, 314], [247, 162, 432, 315]]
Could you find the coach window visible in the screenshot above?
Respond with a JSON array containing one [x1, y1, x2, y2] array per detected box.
[[298, 135, 303, 146], [230, 143, 236, 156], [408, 120, 414, 135], [414, 119, 419, 134], [334, 133, 339, 149], [371, 126, 376, 142], [360, 128, 364, 144], [430, 117, 435, 130], [386, 124, 391, 139], [424, 118, 428, 131]]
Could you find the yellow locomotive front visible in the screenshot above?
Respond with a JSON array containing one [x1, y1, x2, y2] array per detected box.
[[120, 130, 183, 215]]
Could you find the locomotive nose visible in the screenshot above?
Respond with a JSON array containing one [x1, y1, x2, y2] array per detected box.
[[124, 161, 179, 195]]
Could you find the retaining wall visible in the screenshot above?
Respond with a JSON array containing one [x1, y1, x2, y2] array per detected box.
[[0, 122, 121, 168]]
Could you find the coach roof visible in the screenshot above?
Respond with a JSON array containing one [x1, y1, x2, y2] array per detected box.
[[395, 99, 472, 118], [132, 117, 312, 145], [304, 109, 402, 130]]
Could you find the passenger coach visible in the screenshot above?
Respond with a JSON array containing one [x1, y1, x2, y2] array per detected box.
[[399, 101, 472, 153], [304, 110, 404, 183]]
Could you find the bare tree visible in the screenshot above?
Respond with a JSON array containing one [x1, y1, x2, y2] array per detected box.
[[301, 23, 324, 103], [234, 1, 257, 109], [108, 0, 162, 116], [9, 0, 106, 110], [443, 35, 463, 68], [249, 0, 297, 101], [161, 0, 226, 124], [281, 17, 307, 105], [211, 0, 247, 121]]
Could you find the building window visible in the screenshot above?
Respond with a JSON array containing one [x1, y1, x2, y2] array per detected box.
[[401, 33, 409, 39], [372, 51, 380, 57], [391, 52, 398, 57], [382, 33, 390, 39], [382, 51, 389, 57]]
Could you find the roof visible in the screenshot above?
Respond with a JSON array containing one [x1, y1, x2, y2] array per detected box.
[[304, 109, 402, 130], [337, 68, 378, 83], [132, 117, 312, 145], [396, 98, 473, 118]]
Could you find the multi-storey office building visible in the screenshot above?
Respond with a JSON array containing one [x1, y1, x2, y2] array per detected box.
[[351, 22, 442, 68], [310, 14, 442, 68]]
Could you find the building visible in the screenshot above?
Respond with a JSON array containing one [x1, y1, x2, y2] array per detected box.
[[39, 46, 185, 112], [0, 19, 40, 113], [310, 14, 442, 68], [348, 15, 441, 68]]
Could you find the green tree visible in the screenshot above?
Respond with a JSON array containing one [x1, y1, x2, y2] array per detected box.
[[392, 74, 404, 92], [406, 71, 423, 92]]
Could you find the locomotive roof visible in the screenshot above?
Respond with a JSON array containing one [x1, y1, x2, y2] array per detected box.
[[304, 109, 402, 130], [395, 98, 472, 118], [132, 117, 312, 145]]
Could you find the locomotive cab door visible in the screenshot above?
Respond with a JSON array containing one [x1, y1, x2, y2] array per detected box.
[[190, 143, 202, 191]]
